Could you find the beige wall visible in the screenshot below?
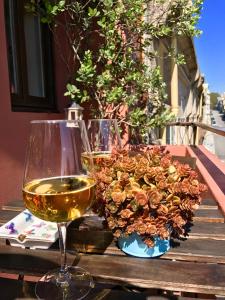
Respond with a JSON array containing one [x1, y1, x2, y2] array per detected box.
[[158, 36, 203, 144]]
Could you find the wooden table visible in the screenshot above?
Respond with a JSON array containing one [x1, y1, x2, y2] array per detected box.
[[0, 188, 225, 299]]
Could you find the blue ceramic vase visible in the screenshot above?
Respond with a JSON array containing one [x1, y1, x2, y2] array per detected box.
[[118, 232, 170, 258]]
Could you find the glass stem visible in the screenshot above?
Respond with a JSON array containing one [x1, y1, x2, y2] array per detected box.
[[57, 222, 67, 274]]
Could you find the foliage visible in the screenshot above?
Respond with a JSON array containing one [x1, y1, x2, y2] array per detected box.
[[26, 0, 203, 142], [94, 146, 207, 247], [210, 92, 220, 110]]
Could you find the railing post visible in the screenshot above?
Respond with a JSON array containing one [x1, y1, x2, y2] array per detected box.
[[192, 123, 197, 145], [166, 121, 225, 146]]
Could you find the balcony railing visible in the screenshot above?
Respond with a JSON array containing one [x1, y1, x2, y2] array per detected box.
[[166, 120, 225, 147]]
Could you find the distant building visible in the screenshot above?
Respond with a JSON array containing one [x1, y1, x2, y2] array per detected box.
[[202, 83, 211, 125]]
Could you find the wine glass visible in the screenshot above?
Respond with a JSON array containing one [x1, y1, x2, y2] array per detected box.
[[22, 120, 96, 300], [84, 119, 122, 168]]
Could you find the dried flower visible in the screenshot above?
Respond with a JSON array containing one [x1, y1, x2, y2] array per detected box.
[[94, 146, 207, 247]]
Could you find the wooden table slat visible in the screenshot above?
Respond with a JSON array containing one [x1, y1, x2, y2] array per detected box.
[[201, 197, 219, 207], [194, 208, 224, 223], [0, 210, 20, 225], [0, 277, 208, 300], [188, 221, 225, 239], [78, 253, 225, 296], [0, 244, 225, 296], [66, 229, 225, 264], [1, 199, 24, 212]]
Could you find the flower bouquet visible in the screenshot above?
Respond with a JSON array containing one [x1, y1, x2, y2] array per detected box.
[[94, 146, 207, 253]]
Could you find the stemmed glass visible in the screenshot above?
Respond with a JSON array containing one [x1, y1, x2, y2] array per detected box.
[[85, 119, 122, 166], [22, 120, 96, 300]]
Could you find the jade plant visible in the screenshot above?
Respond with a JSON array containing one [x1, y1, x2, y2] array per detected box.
[[25, 0, 203, 142]]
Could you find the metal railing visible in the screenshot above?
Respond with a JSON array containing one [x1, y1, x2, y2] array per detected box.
[[166, 121, 225, 146]]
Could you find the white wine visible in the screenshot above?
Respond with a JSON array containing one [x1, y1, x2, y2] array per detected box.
[[23, 176, 96, 222], [82, 151, 111, 170]]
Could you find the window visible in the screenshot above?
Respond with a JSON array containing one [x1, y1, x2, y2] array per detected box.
[[4, 0, 57, 112]]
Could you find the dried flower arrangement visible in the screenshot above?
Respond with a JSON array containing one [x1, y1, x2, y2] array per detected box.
[[94, 146, 207, 248]]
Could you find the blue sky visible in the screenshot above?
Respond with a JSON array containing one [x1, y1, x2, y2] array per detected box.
[[194, 0, 225, 94]]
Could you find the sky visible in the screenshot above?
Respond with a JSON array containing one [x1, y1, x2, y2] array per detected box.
[[194, 0, 225, 94]]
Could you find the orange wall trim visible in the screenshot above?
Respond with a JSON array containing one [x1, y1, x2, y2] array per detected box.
[[165, 145, 188, 157], [187, 146, 225, 216], [166, 145, 225, 216]]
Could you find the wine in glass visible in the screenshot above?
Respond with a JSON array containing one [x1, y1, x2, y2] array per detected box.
[[22, 120, 96, 300], [82, 119, 122, 169]]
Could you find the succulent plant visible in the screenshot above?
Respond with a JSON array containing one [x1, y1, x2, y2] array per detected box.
[[94, 146, 207, 247]]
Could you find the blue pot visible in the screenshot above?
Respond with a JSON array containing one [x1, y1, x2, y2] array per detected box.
[[118, 232, 170, 258]]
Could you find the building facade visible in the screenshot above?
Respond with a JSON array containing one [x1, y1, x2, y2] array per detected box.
[[156, 36, 205, 144]]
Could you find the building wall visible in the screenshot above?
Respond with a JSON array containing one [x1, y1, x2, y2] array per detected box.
[[202, 83, 211, 124], [158, 36, 204, 145], [0, 2, 68, 205], [178, 68, 191, 117]]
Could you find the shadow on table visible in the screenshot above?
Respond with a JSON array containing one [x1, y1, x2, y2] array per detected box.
[[0, 278, 195, 300], [66, 216, 114, 255], [0, 251, 60, 275]]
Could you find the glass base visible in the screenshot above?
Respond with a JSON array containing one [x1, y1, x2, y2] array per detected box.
[[35, 266, 94, 300]]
